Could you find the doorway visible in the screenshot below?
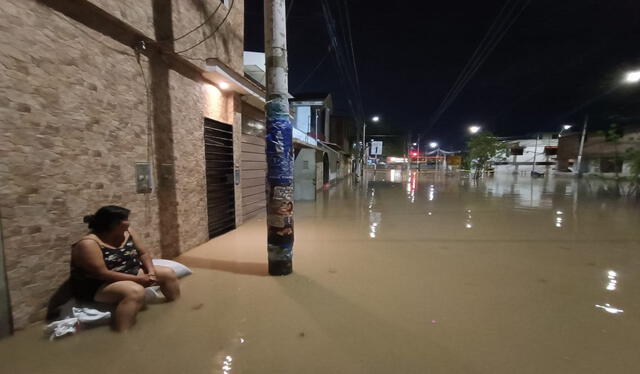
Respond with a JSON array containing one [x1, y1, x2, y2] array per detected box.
[[322, 153, 330, 185], [294, 148, 316, 200], [203, 118, 236, 239]]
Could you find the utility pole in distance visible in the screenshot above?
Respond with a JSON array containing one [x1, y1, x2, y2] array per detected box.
[[575, 115, 589, 177], [264, 0, 294, 275]]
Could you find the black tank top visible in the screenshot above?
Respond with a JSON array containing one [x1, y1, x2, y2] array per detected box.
[[69, 232, 142, 300], [71, 233, 141, 277]]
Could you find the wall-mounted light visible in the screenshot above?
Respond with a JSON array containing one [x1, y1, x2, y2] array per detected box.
[[219, 81, 230, 90]]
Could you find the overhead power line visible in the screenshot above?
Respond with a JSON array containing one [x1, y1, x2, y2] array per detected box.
[[320, 0, 365, 125], [293, 45, 332, 92], [422, 0, 531, 136]]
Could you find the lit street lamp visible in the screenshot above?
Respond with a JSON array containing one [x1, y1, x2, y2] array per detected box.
[[559, 124, 573, 138], [624, 70, 640, 84], [468, 125, 481, 134], [429, 142, 440, 171], [360, 115, 381, 179]]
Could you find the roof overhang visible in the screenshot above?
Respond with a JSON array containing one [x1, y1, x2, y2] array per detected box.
[[204, 58, 266, 109]]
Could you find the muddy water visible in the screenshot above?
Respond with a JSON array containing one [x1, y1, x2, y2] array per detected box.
[[1, 171, 640, 374]]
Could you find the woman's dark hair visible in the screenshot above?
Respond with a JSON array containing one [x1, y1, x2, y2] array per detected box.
[[83, 205, 130, 233]]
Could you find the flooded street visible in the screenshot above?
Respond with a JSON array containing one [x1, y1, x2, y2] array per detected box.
[[2, 170, 640, 373]]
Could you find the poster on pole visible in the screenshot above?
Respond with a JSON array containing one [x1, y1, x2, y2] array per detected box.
[[370, 141, 383, 156]]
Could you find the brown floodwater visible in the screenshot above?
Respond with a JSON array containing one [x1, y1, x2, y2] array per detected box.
[[1, 170, 640, 373]]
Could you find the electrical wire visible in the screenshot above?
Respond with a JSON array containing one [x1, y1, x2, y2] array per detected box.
[[427, 0, 527, 130], [287, 0, 295, 19], [343, 0, 362, 100], [134, 50, 155, 224], [171, 1, 223, 42], [435, 0, 517, 113], [175, 0, 235, 55], [320, 0, 365, 124], [426, 0, 530, 131], [422, 0, 530, 135], [293, 46, 332, 92]]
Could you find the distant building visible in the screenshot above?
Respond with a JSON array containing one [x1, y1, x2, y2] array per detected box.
[[557, 125, 640, 176], [290, 94, 354, 200], [493, 133, 559, 174]]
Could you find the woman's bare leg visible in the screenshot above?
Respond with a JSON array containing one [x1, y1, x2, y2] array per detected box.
[[95, 281, 145, 332], [154, 266, 180, 301]]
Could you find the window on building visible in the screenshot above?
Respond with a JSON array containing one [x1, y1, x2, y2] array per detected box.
[[544, 146, 558, 156], [510, 147, 524, 156]]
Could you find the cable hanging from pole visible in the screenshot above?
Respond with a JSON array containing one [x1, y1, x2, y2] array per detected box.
[[171, 2, 223, 42], [320, 0, 365, 124], [175, 0, 235, 55]]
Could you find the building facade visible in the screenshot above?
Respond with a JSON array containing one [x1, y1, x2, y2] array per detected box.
[[494, 134, 559, 174], [556, 126, 640, 176], [0, 0, 270, 330]]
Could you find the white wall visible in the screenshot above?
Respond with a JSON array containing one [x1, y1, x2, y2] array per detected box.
[[494, 138, 558, 174], [295, 106, 311, 133]]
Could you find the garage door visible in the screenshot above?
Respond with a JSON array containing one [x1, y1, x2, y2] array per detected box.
[[204, 118, 236, 239], [241, 104, 267, 221]]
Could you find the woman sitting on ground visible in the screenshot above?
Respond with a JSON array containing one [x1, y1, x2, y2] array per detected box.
[[70, 205, 180, 331]]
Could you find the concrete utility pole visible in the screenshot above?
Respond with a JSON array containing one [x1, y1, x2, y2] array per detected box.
[[361, 121, 367, 176], [264, 0, 294, 275], [416, 136, 421, 171], [531, 134, 539, 174], [575, 115, 589, 177]]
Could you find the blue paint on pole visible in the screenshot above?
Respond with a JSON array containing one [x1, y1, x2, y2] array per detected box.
[[265, 98, 294, 274]]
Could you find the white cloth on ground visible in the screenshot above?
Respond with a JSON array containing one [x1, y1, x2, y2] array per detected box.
[[44, 307, 111, 340], [45, 259, 192, 340]]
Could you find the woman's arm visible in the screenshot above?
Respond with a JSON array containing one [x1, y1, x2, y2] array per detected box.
[[72, 240, 153, 286], [128, 230, 156, 278]]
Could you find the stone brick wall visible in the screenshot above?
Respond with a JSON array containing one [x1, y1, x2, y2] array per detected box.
[[88, 0, 155, 37], [86, 0, 245, 74], [0, 0, 161, 328], [172, 0, 245, 75], [170, 73, 221, 254], [0, 0, 246, 329]]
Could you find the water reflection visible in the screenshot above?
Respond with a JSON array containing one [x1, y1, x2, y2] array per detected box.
[[406, 171, 417, 203], [390, 169, 402, 183], [368, 180, 382, 239], [427, 184, 435, 201], [213, 335, 245, 374], [595, 304, 624, 314], [222, 355, 233, 373], [484, 175, 555, 209], [606, 270, 618, 291], [464, 209, 473, 229], [369, 211, 381, 239], [554, 210, 563, 228]]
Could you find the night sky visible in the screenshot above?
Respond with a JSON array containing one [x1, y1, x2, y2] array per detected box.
[[245, 0, 640, 149]]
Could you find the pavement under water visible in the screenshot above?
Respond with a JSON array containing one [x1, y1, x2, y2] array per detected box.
[[1, 170, 640, 373]]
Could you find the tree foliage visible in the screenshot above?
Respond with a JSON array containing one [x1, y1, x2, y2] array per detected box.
[[599, 124, 625, 179], [466, 131, 507, 178], [626, 146, 640, 180]]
